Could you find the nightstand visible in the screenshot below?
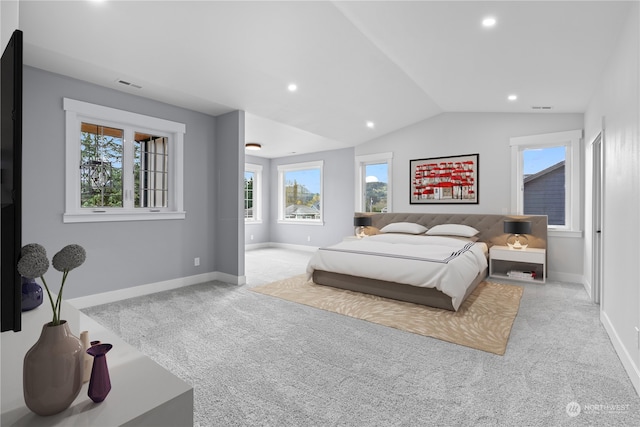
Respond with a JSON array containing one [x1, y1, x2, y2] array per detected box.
[[489, 245, 546, 283]]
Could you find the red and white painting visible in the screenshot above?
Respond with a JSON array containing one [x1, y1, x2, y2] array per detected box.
[[410, 154, 479, 204]]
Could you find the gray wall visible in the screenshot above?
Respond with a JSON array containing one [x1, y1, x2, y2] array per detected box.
[[1, 1, 18, 52], [22, 67, 220, 299], [584, 2, 639, 390], [355, 112, 585, 282], [215, 111, 245, 277], [269, 148, 355, 247]]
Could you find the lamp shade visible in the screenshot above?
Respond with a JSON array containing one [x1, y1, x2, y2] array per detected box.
[[354, 216, 372, 227], [503, 220, 531, 235]]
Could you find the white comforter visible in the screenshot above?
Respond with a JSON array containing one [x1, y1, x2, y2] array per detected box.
[[306, 234, 488, 310]]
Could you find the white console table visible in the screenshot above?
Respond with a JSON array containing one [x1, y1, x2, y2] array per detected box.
[[1, 299, 193, 426]]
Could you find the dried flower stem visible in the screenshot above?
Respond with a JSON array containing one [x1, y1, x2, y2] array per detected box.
[[38, 275, 60, 325], [53, 270, 70, 325]]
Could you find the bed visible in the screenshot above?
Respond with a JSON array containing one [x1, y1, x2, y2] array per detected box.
[[307, 213, 547, 311]]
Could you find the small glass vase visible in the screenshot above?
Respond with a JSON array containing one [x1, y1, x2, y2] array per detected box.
[[21, 277, 43, 311], [87, 343, 113, 403]]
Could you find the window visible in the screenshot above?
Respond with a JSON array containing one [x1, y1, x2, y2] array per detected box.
[[64, 98, 185, 223], [278, 161, 323, 224], [244, 163, 262, 222], [355, 152, 392, 213], [510, 130, 581, 234]]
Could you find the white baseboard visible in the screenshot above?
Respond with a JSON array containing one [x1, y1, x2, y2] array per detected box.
[[264, 242, 319, 252], [68, 271, 243, 309], [70, 240, 313, 309], [219, 272, 246, 286], [581, 277, 593, 300], [547, 270, 584, 285], [600, 310, 640, 397]]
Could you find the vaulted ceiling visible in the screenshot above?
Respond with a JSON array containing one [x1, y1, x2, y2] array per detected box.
[[18, 1, 631, 157]]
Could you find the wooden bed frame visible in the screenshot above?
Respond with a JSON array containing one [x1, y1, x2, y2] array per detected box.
[[311, 212, 548, 311]]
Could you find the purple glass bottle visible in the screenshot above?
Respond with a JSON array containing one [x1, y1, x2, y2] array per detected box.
[[86, 343, 113, 403], [21, 277, 43, 311]]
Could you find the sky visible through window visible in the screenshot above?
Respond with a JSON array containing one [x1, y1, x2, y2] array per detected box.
[[285, 169, 321, 193], [523, 146, 565, 175], [365, 163, 387, 183]]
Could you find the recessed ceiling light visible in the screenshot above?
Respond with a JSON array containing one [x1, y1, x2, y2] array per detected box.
[[245, 142, 262, 151], [508, 94, 518, 101], [287, 83, 297, 92], [482, 17, 497, 28], [366, 121, 375, 129]]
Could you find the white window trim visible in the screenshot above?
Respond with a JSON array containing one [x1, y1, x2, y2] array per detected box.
[[355, 152, 393, 213], [63, 98, 186, 223], [277, 160, 324, 225], [244, 163, 263, 223], [510, 129, 582, 237]]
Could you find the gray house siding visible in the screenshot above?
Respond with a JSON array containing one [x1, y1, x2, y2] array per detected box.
[[524, 162, 565, 226]]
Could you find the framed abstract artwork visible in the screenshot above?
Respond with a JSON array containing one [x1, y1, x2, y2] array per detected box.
[[410, 153, 479, 204]]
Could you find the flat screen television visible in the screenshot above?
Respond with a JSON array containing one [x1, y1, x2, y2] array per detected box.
[[1, 29, 23, 332]]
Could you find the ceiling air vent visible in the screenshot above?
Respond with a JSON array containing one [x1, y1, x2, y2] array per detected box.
[[116, 79, 142, 89], [531, 106, 553, 110]]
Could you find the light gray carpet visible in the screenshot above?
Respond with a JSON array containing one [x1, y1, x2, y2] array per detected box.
[[83, 248, 640, 426], [252, 275, 524, 355]]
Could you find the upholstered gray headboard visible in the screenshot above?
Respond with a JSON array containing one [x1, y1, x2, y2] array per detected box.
[[358, 212, 547, 249]]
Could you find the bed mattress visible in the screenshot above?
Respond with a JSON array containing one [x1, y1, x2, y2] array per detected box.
[[306, 234, 488, 311]]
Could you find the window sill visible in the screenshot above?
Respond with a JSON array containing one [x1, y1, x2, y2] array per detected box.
[[245, 220, 263, 225], [548, 229, 583, 238], [63, 211, 186, 223]]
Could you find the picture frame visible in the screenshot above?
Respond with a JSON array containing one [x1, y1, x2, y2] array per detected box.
[[410, 153, 479, 204]]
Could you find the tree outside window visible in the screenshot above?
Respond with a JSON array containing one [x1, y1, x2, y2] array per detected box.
[[278, 161, 323, 223], [80, 123, 123, 208], [244, 171, 255, 219]]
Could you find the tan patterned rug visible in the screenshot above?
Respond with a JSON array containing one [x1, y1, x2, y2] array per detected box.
[[251, 275, 523, 355]]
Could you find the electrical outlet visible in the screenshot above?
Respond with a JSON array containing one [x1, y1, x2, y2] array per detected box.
[[194, 257, 200, 267], [250, 234, 254, 240], [307, 236, 311, 242], [635, 326, 640, 349]]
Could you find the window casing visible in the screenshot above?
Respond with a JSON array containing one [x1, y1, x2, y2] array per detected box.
[[278, 161, 323, 224], [64, 98, 185, 223], [244, 163, 262, 222], [355, 152, 393, 213], [510, 130, 582, 235]]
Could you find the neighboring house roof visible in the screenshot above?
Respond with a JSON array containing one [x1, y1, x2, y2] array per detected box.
[[285, 205, 320, 215], [524, 161, 565, 184]]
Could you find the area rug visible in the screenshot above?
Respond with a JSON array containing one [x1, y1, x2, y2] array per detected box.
[[251, 275, 523, 355]]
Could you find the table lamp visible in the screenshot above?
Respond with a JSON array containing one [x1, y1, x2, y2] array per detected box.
[[353, 216, 372, 238], [504, 220, 532, 250]]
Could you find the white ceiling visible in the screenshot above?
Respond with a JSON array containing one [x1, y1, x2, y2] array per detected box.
[[18, 1, 631, 158]]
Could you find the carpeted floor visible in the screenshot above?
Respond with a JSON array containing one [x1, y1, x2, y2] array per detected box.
[[252, 275, 523, 355], [82, 247, 640, 426]]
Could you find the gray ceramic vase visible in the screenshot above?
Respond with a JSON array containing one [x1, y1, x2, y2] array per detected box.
[[23, 321, 84, 416]]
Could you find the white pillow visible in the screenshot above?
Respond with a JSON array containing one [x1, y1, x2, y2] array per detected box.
[[426, 224, 479, 238], [380, 222, 428, 235]]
